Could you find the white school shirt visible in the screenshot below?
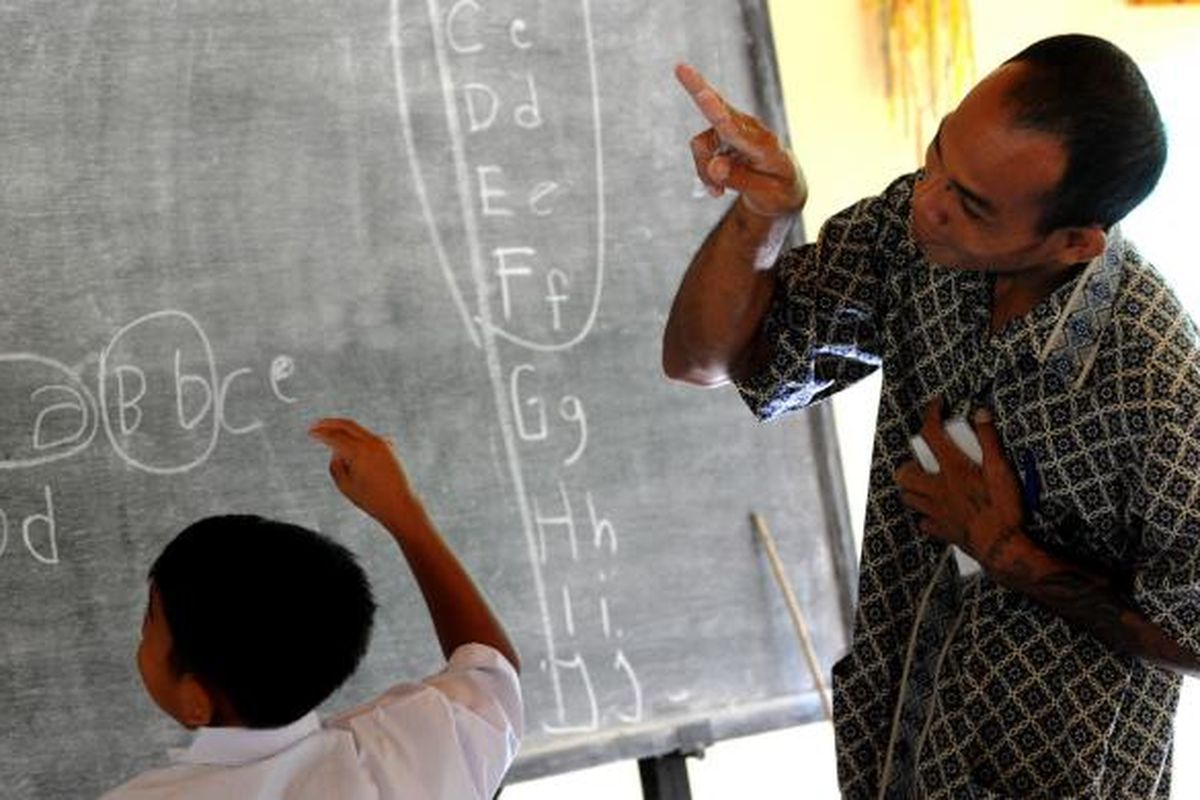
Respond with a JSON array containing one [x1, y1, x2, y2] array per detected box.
[[102, 643, 523, 800]]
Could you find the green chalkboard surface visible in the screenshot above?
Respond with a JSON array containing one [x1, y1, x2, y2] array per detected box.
[[0, 1, 855, 797]]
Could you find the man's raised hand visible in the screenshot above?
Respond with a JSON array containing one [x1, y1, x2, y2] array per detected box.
[[675, 63, 806, 218]]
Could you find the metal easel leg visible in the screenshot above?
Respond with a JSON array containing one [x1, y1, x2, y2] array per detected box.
[[638, 752, 693, 800]]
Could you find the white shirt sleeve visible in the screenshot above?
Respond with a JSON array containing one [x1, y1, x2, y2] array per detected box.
[[330, 643, 524, 799]]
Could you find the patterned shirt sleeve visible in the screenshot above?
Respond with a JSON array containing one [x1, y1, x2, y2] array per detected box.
[[733, 179, 902, 421], [1129, 354, 1200, 656]]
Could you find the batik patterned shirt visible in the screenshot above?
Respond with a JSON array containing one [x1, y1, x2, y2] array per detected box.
[[735, 173, 1200, 799]]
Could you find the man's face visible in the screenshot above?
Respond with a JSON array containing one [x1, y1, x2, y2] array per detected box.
[[909, 63, 1070, 273]]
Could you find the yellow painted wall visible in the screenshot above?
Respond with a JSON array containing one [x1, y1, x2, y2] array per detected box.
[[769, 0, 1200, 235], [768, 0, 1200, 550]]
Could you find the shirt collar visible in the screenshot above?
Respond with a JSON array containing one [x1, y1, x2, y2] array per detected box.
[[1036, 225, 1125, 390], [168, 711, 321, 767]]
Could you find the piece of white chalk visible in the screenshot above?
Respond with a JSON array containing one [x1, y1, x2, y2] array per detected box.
[[909, 434, 940, 473], [909, 418, 983, 473], [944, 417, 983, 466]]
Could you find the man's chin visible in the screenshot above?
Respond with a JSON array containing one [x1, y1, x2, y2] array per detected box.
[[914, 238, 954, 267], [914, 238, 976, 271], [910, 222, 949, 265]]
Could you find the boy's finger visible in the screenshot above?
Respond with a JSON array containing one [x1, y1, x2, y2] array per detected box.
[[308, 425, 339, 445], [313, 417, 368, 434], [309, 425, 352, 447], [310, 417, 374, 442]]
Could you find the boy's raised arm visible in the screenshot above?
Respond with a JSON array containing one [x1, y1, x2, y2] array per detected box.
[[309, 418, 521, 672]]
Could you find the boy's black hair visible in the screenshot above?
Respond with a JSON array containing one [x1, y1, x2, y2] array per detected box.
[[1004, 33, 1167, 233], [149, 514, 377, 728]]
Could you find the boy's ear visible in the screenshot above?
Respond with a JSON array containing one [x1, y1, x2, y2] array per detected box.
[[177, 674, 215, 729]]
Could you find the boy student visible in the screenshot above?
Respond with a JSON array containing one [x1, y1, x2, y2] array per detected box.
[[666, 34, 1200, 798], [103, 417, 523, 800]]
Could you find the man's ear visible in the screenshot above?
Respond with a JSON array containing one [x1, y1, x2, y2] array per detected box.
[[177, 674, 215, 729], [1051, 226, 1107, 266]]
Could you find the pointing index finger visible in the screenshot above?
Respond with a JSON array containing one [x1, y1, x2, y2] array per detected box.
[[676, 64, 722, 109], [675, 63, 773, 165], [309, 417, 375, 448], [675, 63, 736, 131]]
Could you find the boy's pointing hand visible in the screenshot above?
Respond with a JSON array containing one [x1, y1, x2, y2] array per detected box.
[[309, 418, 415, 526]]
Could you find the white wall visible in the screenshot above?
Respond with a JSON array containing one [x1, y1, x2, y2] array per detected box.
[[506, 3, 1200, 797]]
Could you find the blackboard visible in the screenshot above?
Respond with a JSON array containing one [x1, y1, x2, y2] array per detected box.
[[0, 1, 856, 797]]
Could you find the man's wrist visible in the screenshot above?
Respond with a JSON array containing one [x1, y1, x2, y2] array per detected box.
[[730, 196, 798, 270], [732, 193, 799, 224], [977, 523, 1041, 584]]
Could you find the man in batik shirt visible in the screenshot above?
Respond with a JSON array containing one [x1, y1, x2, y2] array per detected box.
[[665, 35, 1197, 798]]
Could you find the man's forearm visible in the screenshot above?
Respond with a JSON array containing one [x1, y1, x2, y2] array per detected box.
[[992, 531, 1200, 677], [662, 198, 795, 385]]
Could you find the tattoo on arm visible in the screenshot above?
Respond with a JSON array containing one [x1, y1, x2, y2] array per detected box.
[[981, 525, 1025, 570], [1007, 564, 1200, 677], [1036, 571, 1127, 641]]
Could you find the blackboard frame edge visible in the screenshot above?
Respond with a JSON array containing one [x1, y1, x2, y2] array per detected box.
[[506, 689, 828, 783], [739, 0, 859, 630], [638, 752, 694, 800], [501, 1, 861, 791]]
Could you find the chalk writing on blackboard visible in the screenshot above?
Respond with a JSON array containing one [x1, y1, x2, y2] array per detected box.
[[0, 1, 851, 794], [0, 309, 296, 566], [393, 0, 641, 733], [1, 309, 294, 477]]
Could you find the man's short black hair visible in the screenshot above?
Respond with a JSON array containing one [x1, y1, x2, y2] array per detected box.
[[1004, 33, 1167, 233], [149, 515, 377, 728]]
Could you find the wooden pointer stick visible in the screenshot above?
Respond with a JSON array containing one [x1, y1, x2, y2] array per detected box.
[[751, 512, 833, 721]]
